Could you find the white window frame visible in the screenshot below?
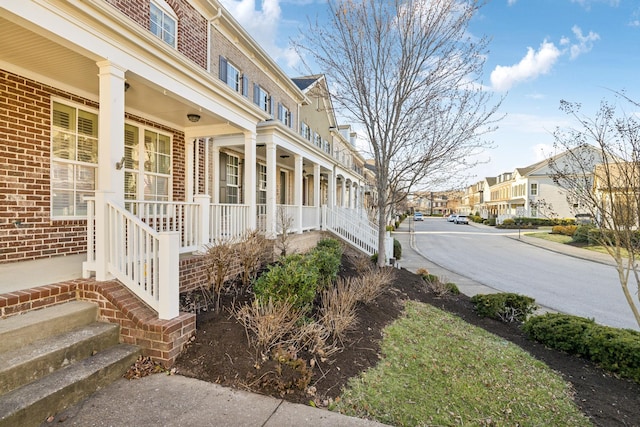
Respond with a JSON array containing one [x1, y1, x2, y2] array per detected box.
[[226, 61, 241, 92], [256, 86, 270, 113], [50, 100, 99, 219], [530, 183, 538, 196], [226, 154, 240, 204], [123, 123, 172, 203], [150, 0, 177, 47], [258, 163, 267, 204]]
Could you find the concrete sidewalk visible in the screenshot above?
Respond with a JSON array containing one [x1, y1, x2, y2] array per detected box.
[[44, 373, 389, 427]]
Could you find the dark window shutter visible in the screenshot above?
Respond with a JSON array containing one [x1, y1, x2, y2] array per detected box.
[[242, 75, 248, 97], [219, 152, 228, 203], [253, 84, 259, 105], [289, 111, 294, 129], [269, 96, 274, 116], [219, 56, 227, 83], [277, 103, 283, 121]]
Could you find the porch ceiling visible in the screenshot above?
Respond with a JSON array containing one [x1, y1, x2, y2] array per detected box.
[[0, 15, 227, 129]]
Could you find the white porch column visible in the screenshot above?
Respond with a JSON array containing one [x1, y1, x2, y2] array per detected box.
[[96, 61, 126, 201], [95, 61, 126, 281], [212, 145, 220, 204], [244, 132, 257, 229], [193, 194, 210, 248], [340, 178, 346, 208], [266, 141, 277, 238], [185, 138, 195, 202], [313, 164, 321, 229], [294, 154, 303, 234], [328, 169, 336, 208]]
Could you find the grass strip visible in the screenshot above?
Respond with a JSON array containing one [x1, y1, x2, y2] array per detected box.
[[333, 301, 591, 426]]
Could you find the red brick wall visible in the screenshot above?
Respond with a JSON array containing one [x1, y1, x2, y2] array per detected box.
[[0, 70, 186, 264], [105, 0, 208, 70]]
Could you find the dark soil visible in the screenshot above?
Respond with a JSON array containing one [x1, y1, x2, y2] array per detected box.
[[174, 256, 640, 426]]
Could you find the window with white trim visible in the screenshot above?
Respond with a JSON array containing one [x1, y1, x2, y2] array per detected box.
[[123, 124, 171, 202], [226, 154, 240, 204], [301, 122, 311, 140], [258, 163, 267, 204], [278, 103, 291, 127], [150, 0, 177, 47], [530, 183, 538, 196], [219, 56, 247, 95], [51, 101, 98, 218], [253, 85, 271, 114]]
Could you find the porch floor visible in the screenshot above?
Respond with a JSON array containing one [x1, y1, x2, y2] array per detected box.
[[0, 254, 86, 294]]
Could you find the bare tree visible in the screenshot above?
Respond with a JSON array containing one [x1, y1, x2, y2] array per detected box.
[[550, 98, 640, 327], [295, 0, 501, 265]]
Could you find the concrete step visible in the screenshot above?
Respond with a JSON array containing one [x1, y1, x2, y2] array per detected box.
[[0, 301, 98, 353], [0, 343, 140, 427], [0, 322, 121, 394]]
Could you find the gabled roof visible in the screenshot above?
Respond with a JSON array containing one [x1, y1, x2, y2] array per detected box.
[[292, 74, 324, 92]]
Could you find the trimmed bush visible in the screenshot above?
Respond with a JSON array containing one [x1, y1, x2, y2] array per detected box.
[[502, 218, 515, 226], [524, 313, 640, 382], [572, 224, 595, 244], [393, 238, 402, 260], [523, 313, 594, 354], [470, 293, 537, 323], [253, 254, 320, 310], [551, 225, 578, 236], [309, 240, 343, 286]]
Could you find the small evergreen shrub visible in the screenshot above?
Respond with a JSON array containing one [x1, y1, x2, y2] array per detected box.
[[572, 224, 595, 244], [253, 254, 320, 310], [471, 293, 537, 323], [393, 238, 402, 260], [502, 218, 515, 226], [523, 313, 640, 382], [309, 242, 342, 287], [523, 313, 594, 354], [484, 218, 496, 226]]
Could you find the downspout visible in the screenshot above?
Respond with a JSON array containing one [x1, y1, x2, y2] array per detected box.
[[206, 1, 223, 74]]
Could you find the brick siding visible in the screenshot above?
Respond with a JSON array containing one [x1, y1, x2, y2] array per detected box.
[[105, 0, 207, 70], [0, 70, 186, 264]]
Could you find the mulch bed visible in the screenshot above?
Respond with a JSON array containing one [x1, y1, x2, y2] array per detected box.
[[173, 255, 640, 426]]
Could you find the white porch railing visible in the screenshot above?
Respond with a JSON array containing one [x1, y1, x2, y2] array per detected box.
[[84, 197, 179, 320], [210, 203, 251, 242], [125, 201, 200, 253], [322, 205, 392, 260], [302, 206, 319, 231]]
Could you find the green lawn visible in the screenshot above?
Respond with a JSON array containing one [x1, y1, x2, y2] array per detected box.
[[334, 302, 590, 426]]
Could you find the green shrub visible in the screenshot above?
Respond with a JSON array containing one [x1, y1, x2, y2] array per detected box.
[[524, 313, 640, 382], [502, 218, 515, 226], [444, 282, 460, 295], [585, 326, 640, 382], [551, 225, 578, 236], [421, 273, 439, 284], [394, 221, 400, 229], [308, 247, 342, 287], [386, 225, 395, 232], [523, 313, 594, 354], [484, 218, 496, 226], [470, 293, 537, 323], [393, 238, 402, 260], [253, 254, 320, 310], [572, 224, 595, 244]]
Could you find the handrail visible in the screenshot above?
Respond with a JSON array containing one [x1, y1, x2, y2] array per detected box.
[[84, 198, 178, 319], [125, 200, 200, 253], [322, 205, 378, 255]]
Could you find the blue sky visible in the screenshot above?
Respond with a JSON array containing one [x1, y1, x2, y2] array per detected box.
[[219, 0, 640, 182]]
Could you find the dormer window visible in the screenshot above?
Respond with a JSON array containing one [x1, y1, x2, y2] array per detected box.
[[150, 0, 177, 47]]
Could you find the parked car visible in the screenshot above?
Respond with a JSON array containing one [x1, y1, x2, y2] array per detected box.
[[413, 212, 424, 221], [447, 214, 456, 222], [454, 214, 469, 224]]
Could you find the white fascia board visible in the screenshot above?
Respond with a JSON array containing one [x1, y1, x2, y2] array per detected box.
[[3, 1, 263, 130]]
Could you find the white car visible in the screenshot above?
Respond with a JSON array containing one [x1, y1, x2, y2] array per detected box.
[[413, 212, 424, 221], [454, 214, 469, 224], [447, 214, 456, 222]]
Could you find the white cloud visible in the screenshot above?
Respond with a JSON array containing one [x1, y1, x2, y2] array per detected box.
[[490, 41, 561, 92], [507, 0, 517, 5], [569, 25, 600, 59], [569, 0, 620, 9], [219, 0, 302, 70]]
